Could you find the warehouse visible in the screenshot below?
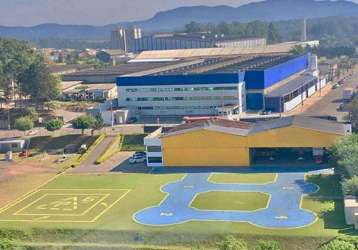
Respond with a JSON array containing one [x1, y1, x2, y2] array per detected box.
[[144, 116, 351, 167], [62, 60, 202, 83]]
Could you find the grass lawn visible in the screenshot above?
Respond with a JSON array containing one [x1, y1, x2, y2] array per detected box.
[[29, 134, 97, 154], [121, 134, 146, 152], [209, 173, 276, 184], [0, 172, 355, 250], [191, 191, 269, 211]]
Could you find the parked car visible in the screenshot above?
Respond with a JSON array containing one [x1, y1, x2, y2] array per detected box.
[[129, 154, 146, 164], [332, 84, 339, 89], [133, 151, 146, 157], [127, 117, 138, 124]]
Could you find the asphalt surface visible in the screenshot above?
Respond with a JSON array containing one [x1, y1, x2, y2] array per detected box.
[[303, 68, 358, 120], [134, 168, 329, 229]]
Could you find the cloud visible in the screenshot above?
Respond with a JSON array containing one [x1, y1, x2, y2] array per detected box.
[[0, 0, 255, 26]]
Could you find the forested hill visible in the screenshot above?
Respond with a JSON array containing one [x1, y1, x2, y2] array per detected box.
[[1, 0, 358, 41], [143, 0, 358, 31]]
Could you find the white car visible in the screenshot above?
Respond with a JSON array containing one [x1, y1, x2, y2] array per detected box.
[[129, 155, 146, 164]]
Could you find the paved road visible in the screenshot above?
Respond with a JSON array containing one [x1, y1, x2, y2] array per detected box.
[[134, 168, 326, 229], [303, 68, 358, 121], [70, 135, 115, 172], [69, 151, 134, 173]]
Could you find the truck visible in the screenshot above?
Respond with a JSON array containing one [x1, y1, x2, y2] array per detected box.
[[342, 88, 354, 102]]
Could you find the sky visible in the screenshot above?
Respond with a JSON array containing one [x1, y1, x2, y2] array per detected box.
[[0, 0, 258, 26]]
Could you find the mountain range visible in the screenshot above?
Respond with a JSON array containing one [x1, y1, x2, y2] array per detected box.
[[1, 0, 358, 41]]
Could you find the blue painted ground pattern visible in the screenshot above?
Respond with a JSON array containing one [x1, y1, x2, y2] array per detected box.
[[134, 169, 322, 229]]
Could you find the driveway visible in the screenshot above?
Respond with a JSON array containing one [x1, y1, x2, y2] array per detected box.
[[133, 168, 326, 229]]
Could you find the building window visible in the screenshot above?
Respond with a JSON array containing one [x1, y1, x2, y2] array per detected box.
[[11, 143, 18, 148], [148, 157, 162, 163], [147, 146, 162, 152], [141, 106, 154, 110]]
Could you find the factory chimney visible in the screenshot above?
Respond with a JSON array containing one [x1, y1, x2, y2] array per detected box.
[[302, 19, 307, 42]]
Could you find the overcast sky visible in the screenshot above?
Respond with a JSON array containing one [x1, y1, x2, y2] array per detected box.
[[0, 0, 260, 26]]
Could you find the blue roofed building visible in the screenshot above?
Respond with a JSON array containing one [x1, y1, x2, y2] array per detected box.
[[115, 53, 319, 119]]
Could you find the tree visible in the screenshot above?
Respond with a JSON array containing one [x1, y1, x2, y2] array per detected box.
[[346, 98, 358, 131], [185, 21, 203, 33], [91, 115, 104, 136], [71, 115, 96, 135], [342, 176, 358, 196], [253, 240, 281, 250], [0, 38, 38, 102], [18, 56, 61, 105], [45, 119, 64, 132], [267, 23, 281, 44], [14, 116, 34, 132], [329, 134, 358, 177], [217, 235, 248, 250]]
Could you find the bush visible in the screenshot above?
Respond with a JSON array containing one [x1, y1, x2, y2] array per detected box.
[[25, 107, 38, 121], [253, 240, 281, 250], [217, 235, 248, 250], [45, 119, 64, 132], [0, 237, 22, 250], [318, 238, 356, 250], [14, 116, 34, 132], [342, 176, 358, 196]]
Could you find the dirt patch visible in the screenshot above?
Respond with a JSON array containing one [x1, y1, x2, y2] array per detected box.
[[0, 160, 56, 182]]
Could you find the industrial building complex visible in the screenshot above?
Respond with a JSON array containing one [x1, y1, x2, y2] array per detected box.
[[116, 53, 320, 118], [110, 26, 267, 53], [144, 116, 351, 167]]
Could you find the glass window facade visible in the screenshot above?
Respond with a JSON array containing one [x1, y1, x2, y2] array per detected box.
[[125, 86, 238, 93]]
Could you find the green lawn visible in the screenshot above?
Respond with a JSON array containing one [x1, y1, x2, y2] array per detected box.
[[29, 134, 97, 154], [121, 134, 146, 152], [209, 173, 276, 184], [0, 172, 355, 250], [191, 191, 269, 211]]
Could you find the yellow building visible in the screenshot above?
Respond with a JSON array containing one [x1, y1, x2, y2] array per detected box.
[[144, 116, 351, 167]]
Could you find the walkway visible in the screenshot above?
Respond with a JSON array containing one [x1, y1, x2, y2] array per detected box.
[[69, 135, 116, 173], [134, 169, 323, 229]]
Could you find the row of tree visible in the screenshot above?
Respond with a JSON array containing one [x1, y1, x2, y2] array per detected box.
[[184, 21, 281, 44], [184, 16, 358, 58], [194, 235, 357, 250], [0, 38, 61, 105], [14, 112, 103, 136], [330, 97, 358, 196]]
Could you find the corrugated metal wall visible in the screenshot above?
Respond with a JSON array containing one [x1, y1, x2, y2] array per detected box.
[[265, 97, 281, 112], [246, 93, 264, 110], [264, 54, 310, 89], [245, 54, 310, 90]]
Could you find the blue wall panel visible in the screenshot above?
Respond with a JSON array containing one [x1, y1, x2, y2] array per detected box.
[[244, 71, 265, 89], [117, 73, 244, 86], [246, 93, 263, 110], [245, 54, 310, 90], [265, 97, 281, 112], [264, 54, 310, 89]]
